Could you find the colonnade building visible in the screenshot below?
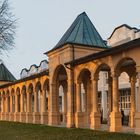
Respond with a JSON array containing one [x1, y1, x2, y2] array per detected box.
[[0, 12, 140, 134]]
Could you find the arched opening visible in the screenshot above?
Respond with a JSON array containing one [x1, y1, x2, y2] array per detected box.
[[21, 85, 27, 122], [115, 57, 136, 128], [6, 90, 10, 113], [22, 86, 27, 112], [11, 89, 15, 113], [118, 72, 130, 126], [95, 63, 111, 128], [43, 79, 49, 112], [77, 69, 91, 127], [26, 83, 34, 123], [58, 82, 67, 124], [15, 87, 21, 122], [42, 79, 49, 124], [35, 82, 41, 113], [16, 87, 20, 113], [28, 84, 34, 113], [52, 65, 68, 125]]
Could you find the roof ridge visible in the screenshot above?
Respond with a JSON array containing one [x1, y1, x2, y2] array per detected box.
[[47, 12, 108, 53]]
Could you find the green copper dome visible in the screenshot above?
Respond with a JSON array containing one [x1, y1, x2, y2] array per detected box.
[[53, 12, 108, 50]]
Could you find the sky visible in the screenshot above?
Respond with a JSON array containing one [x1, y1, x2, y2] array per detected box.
[[1, 0, 140, 79]]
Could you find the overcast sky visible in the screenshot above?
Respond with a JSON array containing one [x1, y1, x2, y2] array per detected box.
[[2, 0, 140, 79]]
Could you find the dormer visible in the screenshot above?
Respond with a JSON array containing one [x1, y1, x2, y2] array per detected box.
[[108, 24, 140, 47]]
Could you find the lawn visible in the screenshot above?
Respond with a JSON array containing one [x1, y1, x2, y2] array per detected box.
[[0, 121, 139, 140]]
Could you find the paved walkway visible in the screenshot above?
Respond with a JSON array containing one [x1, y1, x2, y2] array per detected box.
[[53, 123, 135, 134], [101, 124, 134, 134]]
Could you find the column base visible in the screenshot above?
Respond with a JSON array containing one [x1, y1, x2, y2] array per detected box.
[[90, 112, 101, 130], [1, 112, 5, 120], [75, 112, 83, 128], [41, 112, 48, 125], [63, 113, 67, 124], [109, 112, 122, 132], [14, 112, 20, 122], [33, 112, 41, 124], [66, 112, 74, 128], [48, 112, 59, 126], [129, 111, 135, 128], [26, 112, 33, 123], [135, 112, 140, 135], [20, 112, 26, 123], [5, 113, 9, 121], [9, 113, 14, 121]]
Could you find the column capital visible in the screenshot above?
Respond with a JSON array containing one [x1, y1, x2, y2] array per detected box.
[[76, 79, 82, 85], [137, 71, 140, 79], [41, 89, 46, 95], [50, 82, 57, 86], [136, 65, 140, 73], [129, 74, 137, 83], [111, 70, 119, 78], [91, 73, 99, 81]]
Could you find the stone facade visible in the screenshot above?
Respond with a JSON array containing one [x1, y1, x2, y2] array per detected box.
[[0, 14, 140, 135]]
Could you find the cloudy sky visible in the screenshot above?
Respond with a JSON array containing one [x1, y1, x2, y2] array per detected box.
[[2, 0, 140, 78]]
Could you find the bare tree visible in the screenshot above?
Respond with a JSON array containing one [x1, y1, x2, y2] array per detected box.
[[0, 0, 16, 52]]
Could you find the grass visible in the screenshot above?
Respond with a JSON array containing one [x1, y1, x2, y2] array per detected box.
[[0, 121, 139, 140]]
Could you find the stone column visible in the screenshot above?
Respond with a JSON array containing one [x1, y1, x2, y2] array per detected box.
[[20, 92, 26, 123], [109, 72, 122, 132], [15, 94, 19, 113], [14, 94, 18, 122], [10, 95, 13, 113], [1, 96, 5, 120], [48, 83, 59, 125], [42, 90, 46, 113], [34, 91, 38, 113], [26, 91, 32, 123], [135, 69, 140, 135], [5, 96, 8, 113], [33, 90, 40, 124], [41, 90, 48, 124], [90, 75, 101, 130], [66, 77, 74, 128], [129, 75, 136, 128], [108, 76, 112, 126], [5, 95, 9, 121], [20, 93, 24, 113], [9, 94, 13, 121], [75, 82, 83, 128], [27, 92, 31, 113], [77, 82, 81, 112]]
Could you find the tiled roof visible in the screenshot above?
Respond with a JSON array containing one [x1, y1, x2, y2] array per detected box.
[[53, 12, 108, 50]]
